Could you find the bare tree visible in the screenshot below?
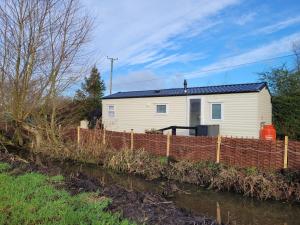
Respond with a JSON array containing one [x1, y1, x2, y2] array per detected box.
[[0, 0, 92, 146], [293, 42, 300, 72]]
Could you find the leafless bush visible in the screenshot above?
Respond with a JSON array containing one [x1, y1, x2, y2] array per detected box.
[[0, 0, 92, 146]]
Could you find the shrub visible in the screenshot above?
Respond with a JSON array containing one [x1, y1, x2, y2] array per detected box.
[[158, 156, 168, 165], [103, 148, 167, 180]]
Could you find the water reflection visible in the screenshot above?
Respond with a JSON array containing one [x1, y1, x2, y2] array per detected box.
[[55, 161, 300, 225]]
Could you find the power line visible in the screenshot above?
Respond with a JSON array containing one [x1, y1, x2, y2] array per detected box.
[[113, 53, 295, 87], [107, 56, 118, 94]]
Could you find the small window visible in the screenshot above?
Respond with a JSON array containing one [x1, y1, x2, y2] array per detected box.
[[211, 103, 222, 120], [156, 104, 167, 114], [108, 105, 115, 118]]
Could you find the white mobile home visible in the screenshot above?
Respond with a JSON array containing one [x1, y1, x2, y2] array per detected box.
[[102, 82, 272, 138]]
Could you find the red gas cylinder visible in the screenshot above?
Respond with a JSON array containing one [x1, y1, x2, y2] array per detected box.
[[260, 124, 276, 141]]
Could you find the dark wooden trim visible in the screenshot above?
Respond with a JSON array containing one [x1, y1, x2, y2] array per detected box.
[[159, 126, 198, 136]]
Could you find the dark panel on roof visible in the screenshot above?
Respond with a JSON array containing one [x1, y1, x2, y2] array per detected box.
[[103, 82, 268, 99]]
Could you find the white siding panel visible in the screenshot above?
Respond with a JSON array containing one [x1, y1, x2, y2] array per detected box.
[[258, 87, 272, 126], [102, 96, 188, 135], [202, 93, 259, 138]]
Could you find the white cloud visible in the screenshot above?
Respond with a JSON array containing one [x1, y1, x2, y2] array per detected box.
[[145, 52, 205, 69], [127, 51, 163, 66], [234, 12, 256, 25], [173, 20, 222, 40], [112, 71, 164, 91], [185, 32, 300, 79], [82, 0, 240, 69], [255, 16, 300, 34]]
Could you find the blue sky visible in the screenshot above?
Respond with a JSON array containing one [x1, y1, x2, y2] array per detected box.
[[78, 0, 300, 94]]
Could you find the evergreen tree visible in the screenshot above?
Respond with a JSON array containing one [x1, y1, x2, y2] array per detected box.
[[74, 66, 106, 126], [82, 66, 106, 100]]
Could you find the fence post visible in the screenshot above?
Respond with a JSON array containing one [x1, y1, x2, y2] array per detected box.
[[284, 136, 288, 169], [102, 128, 106, 145], [166, 133, 171, 158], [77, 126, 80, 146], [216, 202, 221, 224], [216, 135, 221, 163], [130, 129, 134, 150]]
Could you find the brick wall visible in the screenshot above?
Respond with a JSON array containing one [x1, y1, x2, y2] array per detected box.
[[72, 128, 300, 170]]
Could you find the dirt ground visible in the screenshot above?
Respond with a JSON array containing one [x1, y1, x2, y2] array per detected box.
[[0, 148, 219, 225]]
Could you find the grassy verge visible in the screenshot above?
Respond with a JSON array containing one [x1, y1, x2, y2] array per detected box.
[[0, 162, 133, 225]]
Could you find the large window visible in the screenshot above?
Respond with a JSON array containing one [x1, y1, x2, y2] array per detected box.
[[108, 105, 115, 118], [211, 103, 222, 120], [156, 104, 167, 114]]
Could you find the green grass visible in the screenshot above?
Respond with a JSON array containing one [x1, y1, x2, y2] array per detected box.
[[158, 156, 168, 165], [0, 162, 10, 172], [0, 163, 134, 225]]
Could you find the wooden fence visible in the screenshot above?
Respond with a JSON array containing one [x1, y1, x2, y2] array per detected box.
[[71, 128, 300, 170]]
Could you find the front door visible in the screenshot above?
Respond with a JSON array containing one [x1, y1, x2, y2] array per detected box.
[[189, 99, 201, 135]]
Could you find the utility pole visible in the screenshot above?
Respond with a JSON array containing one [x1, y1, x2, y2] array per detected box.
[[107, 56, 118, 95]]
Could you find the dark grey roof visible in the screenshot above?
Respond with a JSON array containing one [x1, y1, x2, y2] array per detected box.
[[103, 82, 268, 99]]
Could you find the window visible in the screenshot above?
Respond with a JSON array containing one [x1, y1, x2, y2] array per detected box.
[[156, 104, 167, 114], [211, 103, 222, 120], [108, 105, 115, 118]]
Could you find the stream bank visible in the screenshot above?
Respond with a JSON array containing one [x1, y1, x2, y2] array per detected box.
[[34, 141, 300, 203], [2, 146, 300, 225], [0, 148, 218, 225]]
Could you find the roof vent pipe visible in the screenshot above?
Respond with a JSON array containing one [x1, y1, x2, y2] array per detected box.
[[184, 79, 187, 93]]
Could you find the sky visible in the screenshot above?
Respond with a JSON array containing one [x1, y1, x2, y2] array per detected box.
[[78, 0, 300, 95]]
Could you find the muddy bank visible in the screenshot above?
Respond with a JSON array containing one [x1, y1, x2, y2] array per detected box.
[[0, 149, 219, 225], [69, 172, 216, 225]]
